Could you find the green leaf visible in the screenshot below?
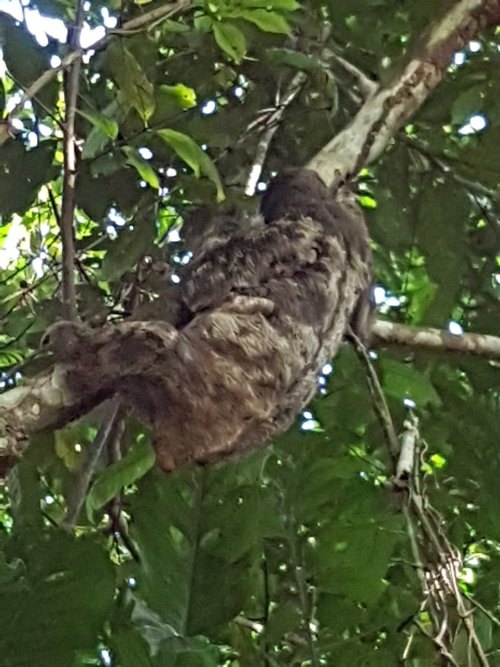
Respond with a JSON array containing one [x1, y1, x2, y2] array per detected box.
[[0, 14, 57, 113], [160, 18, 192, 33], [128, 467, 259, 636], [262, 602, 301, 643], [238, 9, 291, 33], [380, 358, 442, 407], [314, 515, 403, 604], [123, 146, 160, 190], [416, 180, 469, 324], [156, 636, 220, 665], [107, 42, 155, 123], [100, 198, 157, 281], [81, 98, 128, 160], [0, 140, 56, 216], [160, 84, 197, 110], [86, 438, 155, 518], [81, 128, 110, 161], [0, 531, 115, 666], [212, 22, 247, 63], [151, 85, 198, 127], [265, 47, 323, 71], [157, 129, 225, 201], [240, 0, 299, 7], [451, 85, 484, 126], [78, 109, 119, 139], [8, 458, 43, 529]]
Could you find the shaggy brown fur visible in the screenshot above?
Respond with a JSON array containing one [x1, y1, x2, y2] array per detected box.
[[44, 169, 372, 471]]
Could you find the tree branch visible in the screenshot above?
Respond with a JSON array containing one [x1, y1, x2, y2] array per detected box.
[[1, 319, 499, 471], [245, 71, 307, 196], [62, 398, 124, 529], [328, 52, 378, 102], [308, 0, 500, 188], [1, 0, 499, 476], [59, 0, 84, 320], [372, 319, 500, 360]]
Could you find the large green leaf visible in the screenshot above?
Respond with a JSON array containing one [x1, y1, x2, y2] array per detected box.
[[78, 108, 119, 141], [380, 357, 441, 407], [128, 466, 262, 636], [107, 41, 155, 123], [237, 9, 291, 33], [86, 437, 156, 517], [122, 146, 160, 190], [0, 14, 58, 113], [0, 530, 115, 667], [212, 22, 247, 64], [157, 129, 225, 201], [100, 198, 157, 281], [0, 140, 55, 215], [415, 179, 469, 324], [313, 514, 403, 604]]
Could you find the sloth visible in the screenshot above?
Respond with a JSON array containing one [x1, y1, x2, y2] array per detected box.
[[44, 169, 372, 471]]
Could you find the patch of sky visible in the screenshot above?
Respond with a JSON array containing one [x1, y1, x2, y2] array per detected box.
[[138, 147, 153, 160], [0, 0, 117, 50], [301, 419, 320, 432], [373, 285, 403, 312], [448, 321, 464, 336], [201, 100, 217, 115], [458, 113, 488, 136], [98, 649, 112, 667]]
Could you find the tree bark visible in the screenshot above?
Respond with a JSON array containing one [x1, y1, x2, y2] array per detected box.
[[308, 0, 500, 188], [372, 320, 500, 360]]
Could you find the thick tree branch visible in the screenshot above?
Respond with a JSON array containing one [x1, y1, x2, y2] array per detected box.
[[1, 319, 499, 470], [372, 319, 500, 360], [308, 0, 500, 188]]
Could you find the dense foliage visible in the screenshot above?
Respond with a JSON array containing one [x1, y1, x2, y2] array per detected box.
[[0, 0, 499, 665]]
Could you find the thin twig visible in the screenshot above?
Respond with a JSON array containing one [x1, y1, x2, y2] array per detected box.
[[4, 72, 64, 131], [349, 327, 399, 463], [245, 71, 307, 196], [113, 0, 191, 32], [403, 136, 498, 200], [108, 505, 141, 562], [464, 593, 500, 630], [287, 515, 320, 667], [62, 398, 124, 528], [9, 0, 192, 118], [59, 0, 85, 320], [413, 620, 461, 667]]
